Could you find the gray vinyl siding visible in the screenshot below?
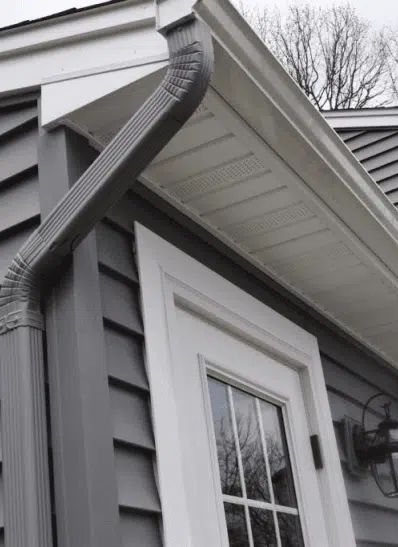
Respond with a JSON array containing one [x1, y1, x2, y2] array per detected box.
[[0, 99, 40, 281], [0, 96, 41, 547], [96, 218, 162, 547], [97, 186, 398, 547], [325, 356, 398, 546], [338, 128, 398, 206]]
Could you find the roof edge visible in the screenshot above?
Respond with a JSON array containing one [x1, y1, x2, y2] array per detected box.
[[0, 0, 130, 34], [196, 0, 398, 286], [324, 108, 398, 130], [0, 0, 154, 61]]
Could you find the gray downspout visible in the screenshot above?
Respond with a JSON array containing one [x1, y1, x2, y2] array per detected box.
[[0, 17, 213, 547]]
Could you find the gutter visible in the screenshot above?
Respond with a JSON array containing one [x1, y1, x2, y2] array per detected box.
[[0, 15, 213, 547]]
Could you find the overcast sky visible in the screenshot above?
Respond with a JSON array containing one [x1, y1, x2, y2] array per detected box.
[[0, 0, 395, 28], [238, 0, 395, 28]]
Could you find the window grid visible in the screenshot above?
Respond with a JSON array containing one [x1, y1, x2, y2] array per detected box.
[[255, 397, 282, 547], [223, 383, 301, 547], [222, 495, 299, 516], [227, 385, 255, 547]]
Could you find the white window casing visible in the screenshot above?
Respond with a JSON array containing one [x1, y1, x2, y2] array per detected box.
[[135, 222, 356, 547]]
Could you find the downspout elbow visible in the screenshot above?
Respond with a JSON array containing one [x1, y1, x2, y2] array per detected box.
[[0, 17, 214, 330], [0, 252, 44, 332]]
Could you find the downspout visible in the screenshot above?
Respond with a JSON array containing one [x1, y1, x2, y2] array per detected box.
[[0, 16, 213, 547]]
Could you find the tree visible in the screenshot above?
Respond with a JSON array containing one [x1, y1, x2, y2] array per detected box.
[[238, 2, 397, 110], [386, 30, 398, 100]]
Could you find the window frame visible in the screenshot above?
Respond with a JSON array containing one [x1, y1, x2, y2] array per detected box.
[[204, 366, 306, 546], [135, 222, 356, 547]]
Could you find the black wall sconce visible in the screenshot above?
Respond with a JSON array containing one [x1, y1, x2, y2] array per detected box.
[[343, 392, 398, 498]]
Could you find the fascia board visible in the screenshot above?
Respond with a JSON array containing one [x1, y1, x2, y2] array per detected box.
[[0, 0, 162, 96], [0, 0, 154, 57], [196, 0, 398, 284], [324, 111, 398, 130]]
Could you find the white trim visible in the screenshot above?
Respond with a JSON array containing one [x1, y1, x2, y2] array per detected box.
[[41, 58, 167, 128], [0, 0, 153, 57], [135, 222, 356, 547], [0, 0, 165, 98], [195, 0, 398, 293], [324, 109, 398, 129], [42, 53, 168, 85], [156, 0, 196, 32]]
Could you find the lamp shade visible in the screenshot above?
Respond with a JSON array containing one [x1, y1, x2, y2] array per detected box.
[[369, 419, 398, 498]]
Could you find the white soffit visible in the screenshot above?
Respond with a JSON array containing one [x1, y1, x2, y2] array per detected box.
[[30, 0, 398, 368], [80, 15, 398, 369], [41, 58, 168, 128], [139, 93, 398, 369], [85, 84, 398, 369], [65, 66, 166, 143]]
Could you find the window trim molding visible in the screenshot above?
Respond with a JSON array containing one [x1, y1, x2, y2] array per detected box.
[[135, 222, 356, 547]]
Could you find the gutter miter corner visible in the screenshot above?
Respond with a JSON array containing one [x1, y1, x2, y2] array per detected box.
[[0, 12, 213, 547], [0, 14, 214, 332]]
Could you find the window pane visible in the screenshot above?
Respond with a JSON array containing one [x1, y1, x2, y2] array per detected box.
[[260, 401, 297, 507], [224, 503, 250, 547], [208, 378, 242, 496], [233, 388, 270, 501], [277, 513, 305, 547], [250, 508, 277, 547]]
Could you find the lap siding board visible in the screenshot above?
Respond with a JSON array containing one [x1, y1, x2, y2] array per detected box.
[[0, 97, 41, 547], [97, 218, 162, 547], [100, 188, 398, 547]]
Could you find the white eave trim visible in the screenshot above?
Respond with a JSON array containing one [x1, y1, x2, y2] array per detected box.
[[0, 0, 165, 98], [324, 109, 398, 129], [196, 0, 398, 287], [0, 0, 154, 58]]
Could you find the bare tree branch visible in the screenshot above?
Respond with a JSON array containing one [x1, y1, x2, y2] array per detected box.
[[238, 2, 397, 109]]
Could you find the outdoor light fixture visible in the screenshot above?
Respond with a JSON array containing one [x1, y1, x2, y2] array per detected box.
[[344, 392, 398, 498]]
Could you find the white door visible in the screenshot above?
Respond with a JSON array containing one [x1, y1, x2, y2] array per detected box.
[[135, 223, 356, 547], [173, 305, 328, 547]]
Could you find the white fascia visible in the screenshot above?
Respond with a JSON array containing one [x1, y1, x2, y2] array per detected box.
[[324, 108, 398, 129], [0, 0, 168, 126], [195, 0, 398, 288]]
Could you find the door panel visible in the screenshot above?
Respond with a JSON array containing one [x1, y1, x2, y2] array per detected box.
[[172, 306, 328, 547]]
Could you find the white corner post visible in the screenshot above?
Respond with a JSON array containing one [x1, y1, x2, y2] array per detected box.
[[0, 303, 53, 547]]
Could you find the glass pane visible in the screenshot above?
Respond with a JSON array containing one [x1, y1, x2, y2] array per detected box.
[[250, 508, 277, 547], [208, 378, 242, 496], [224, 503, 250, 547], [260, 401, 297, 507], [233, 388, 270, 501], [277, 513, 305, 547], [372, 458, 398, 496], [389, 429, 398, 491], [389, 427, 398, 443]]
